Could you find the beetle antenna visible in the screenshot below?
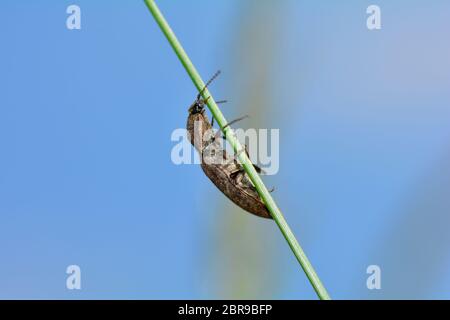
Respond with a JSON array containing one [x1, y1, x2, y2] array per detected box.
[[197, 70, 221, 99]]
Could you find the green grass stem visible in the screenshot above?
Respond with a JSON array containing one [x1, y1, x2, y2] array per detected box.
[[144, 0, 331, 300]]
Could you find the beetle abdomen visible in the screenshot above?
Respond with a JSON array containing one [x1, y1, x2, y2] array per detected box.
[[201, 163, 272, 219]]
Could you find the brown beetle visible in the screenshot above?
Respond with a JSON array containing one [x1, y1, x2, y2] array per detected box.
[[186, 71, 272, 219]]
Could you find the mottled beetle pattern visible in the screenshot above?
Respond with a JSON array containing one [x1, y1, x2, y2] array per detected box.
[[186, 71, 272, 219]]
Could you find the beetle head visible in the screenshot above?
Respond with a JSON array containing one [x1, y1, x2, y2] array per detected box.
[[188, 70, 221, 114], [188, 95, 209, 114]]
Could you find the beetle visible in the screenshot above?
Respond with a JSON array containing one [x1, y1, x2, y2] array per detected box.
[[186, 71, 272, 219]]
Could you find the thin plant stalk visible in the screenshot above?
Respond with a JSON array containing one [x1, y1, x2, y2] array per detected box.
[[143, 0, 331, 300]]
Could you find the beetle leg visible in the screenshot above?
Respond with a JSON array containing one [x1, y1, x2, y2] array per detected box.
[[209, 100, 227, 128], [252, 164, 263, 174], [231, 147, 246, 166], [213, 115, 249, 141], [232, 143, 264, 174], [230, 168, 245, 183], [223, 115, 249, 130], [228, 146, 260, 175]]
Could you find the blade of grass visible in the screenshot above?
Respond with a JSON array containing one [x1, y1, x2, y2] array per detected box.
[[143, 0, 331, 300]]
